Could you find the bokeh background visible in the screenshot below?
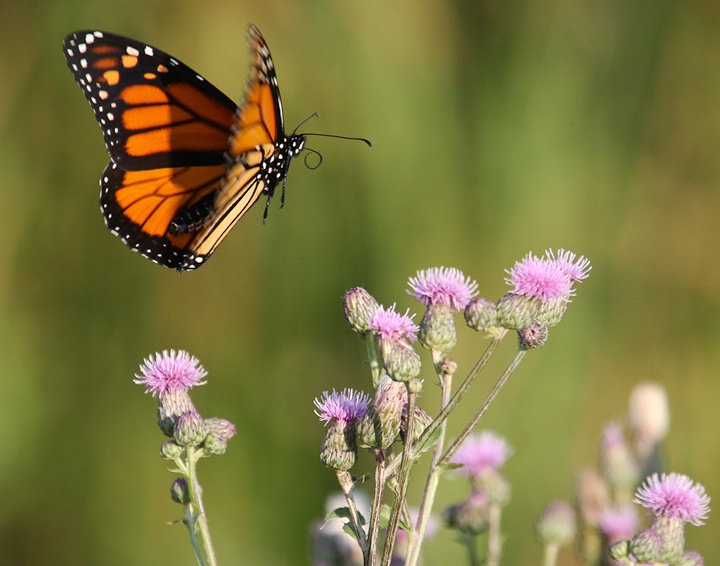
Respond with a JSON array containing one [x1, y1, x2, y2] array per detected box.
[[1, 0, 718, 564]]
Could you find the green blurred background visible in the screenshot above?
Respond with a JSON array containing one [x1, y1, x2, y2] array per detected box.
[[1, 0, 718, 564]]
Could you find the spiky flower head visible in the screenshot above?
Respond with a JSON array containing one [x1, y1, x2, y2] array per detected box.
[[634, 473, 710, 527], [546, 248, 591, 283], [367, 305, 422, 381], [343, 287, 380, 334], [314, 389, 370, 425], [407, 267, 478, 311], [506, 252, 574, 302], [367, 304, 419, 342], [135, 350, 207, 397]]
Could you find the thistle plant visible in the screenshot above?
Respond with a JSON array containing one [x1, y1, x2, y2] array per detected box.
[[313, 250, 592, 566], [134, 350, 237, 566]]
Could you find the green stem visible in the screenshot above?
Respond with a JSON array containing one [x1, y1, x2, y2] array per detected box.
[[185, 447, 217, 566], [486, 502, 502, 566], [439, 348, 526, 468], [411, 332, 506, 460], [335, 470, 369, 555], [366, 449, 387, 566], [380, 385, 417, 566], [405, 350, 453, 566]]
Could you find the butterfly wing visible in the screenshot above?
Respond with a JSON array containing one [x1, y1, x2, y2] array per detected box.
[[63, 31, 237, 269]]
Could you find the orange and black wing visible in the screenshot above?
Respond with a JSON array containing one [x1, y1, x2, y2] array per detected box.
[[64, 28, 305, 271], [185, 25, 306, 265]]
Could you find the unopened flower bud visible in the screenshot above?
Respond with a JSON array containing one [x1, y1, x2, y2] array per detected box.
[[380, 339, 422, 382], [535, 297, 569, 327], [174, 409, 207, 447], [677, 551, 704, 566], [343, 287, 380, 334], [464, 297, 498, 332], [160, 440, 184, 460], [495, 293, 539, 330], [320, 420, 357, 471], [628, 382, 669, 461], [356, 377, 405, 449], [536, 500, 576, 546], [629, 529, 664, 563], [418, 303, 457, 353], [518, 322, 548, 350], [203, 417, 237, 455], [444, 491, 490, 535], [157, 389, 196, 437], [170, 477, 190, 505]]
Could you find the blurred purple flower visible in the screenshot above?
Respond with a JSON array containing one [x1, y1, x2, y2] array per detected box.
[[452, 431, 512, 478], [367, 304, 419, 342]]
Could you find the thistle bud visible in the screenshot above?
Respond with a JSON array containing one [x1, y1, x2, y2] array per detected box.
[[174, 409, 207, 447], [160, 440, 184, 461], [629, 529, 664, 563], [320, 420, 357, 471], [418, 303, 457, 353], [464, 297, 498, 332], [535, 500, 576, 547], [356, 377, 405, 449], [170, 477, 190, 505], [535, 296, 569, 327], [518, 322, 548, 350], [157, 389, 196, 437], [495, 293, 539, 330], [203, 417, 237, 455], [343, 287, 380, 334], [380, 339, 422, 382]]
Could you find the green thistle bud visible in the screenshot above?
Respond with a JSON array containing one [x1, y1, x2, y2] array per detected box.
[[535, 296, 569, 327], [160, 440, 184, 461], [518, 322, 549, 350], [356, 377, 405, 449], [202, 417, 237, 455], [380, 339, 422, 382], [496, 293, 540, 330], [157, 389, 196, 437], [320, 420, 357, 471], [174, 410, 207, 447], [444, 492, 490, 535], [477, 469, 511, 506], [343, 287, 380, 334], [418, 303, 457, 353], [648, 515, 685, 563], [608, 539, 631, 561], [465, 297, 498, 332], [676, 551, 705, 566], [401, 404, 434, 450], [170, 477, 190, 505], [535, 500, 576, 547], [629, 529, 664, 563]]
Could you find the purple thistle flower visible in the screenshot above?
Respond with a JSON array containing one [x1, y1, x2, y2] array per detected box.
[[134, 350, 207, 397], [452, 431, 512, 478], [634, 473, 710, 526], [367, 304, 419, 342], [505, 252, 573, 302], [314, 389, 370, 425], [545, 249, 592, 282], [408, 267, 479, 311]]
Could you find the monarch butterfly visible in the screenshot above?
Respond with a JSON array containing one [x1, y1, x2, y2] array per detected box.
[[63, 27, 362, 271]]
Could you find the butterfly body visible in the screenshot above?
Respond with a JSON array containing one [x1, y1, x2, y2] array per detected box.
[[63, 27, 303, 271]]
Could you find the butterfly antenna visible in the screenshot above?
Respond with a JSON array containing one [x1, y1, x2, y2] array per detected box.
[[294, 113, 372, 147]]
